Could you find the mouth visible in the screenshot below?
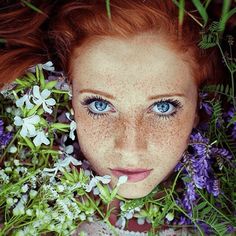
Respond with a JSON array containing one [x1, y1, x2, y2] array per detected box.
[[109, 168, 153, 183]]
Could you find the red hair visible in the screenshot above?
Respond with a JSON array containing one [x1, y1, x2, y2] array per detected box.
[[48, 0, 222, 87], [0, 0, 222, 88]]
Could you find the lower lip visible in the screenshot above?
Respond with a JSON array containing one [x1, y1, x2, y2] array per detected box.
[[111, 170, 152, 182]]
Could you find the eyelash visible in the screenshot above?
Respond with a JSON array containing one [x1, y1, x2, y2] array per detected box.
[[81, 95, 182, 120]]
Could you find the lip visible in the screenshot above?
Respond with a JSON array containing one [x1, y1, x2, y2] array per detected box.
[[110, 168, 153, 183]]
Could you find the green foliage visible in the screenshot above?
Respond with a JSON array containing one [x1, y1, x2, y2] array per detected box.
[[105, 0, 111, 20], [192, 0, 208, 26], [20, 0, 44, 14]]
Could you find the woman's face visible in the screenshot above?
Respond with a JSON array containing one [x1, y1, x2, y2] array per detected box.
[[71, 32, 199, 199]]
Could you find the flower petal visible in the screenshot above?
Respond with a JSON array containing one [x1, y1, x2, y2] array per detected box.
[[45, 98, 56, 106], [33, 86, 41, 99], [14, 116, 23, 126], [41, 89, 51, 99], [16, 95, 27, 108], [26, 115, 40, 124], [26, 124, 37, 137], [42, 103, 53, 114]]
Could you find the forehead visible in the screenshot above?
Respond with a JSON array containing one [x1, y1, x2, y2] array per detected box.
[[71, 34, 195, 98]]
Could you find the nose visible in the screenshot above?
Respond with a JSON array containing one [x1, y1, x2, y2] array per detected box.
[[114, 115, 147, 156]]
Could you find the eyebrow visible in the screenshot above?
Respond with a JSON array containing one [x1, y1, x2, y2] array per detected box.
[[78, 89, 186, 100]]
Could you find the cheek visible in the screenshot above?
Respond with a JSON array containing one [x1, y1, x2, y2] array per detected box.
[[74, 110, 114, 170]]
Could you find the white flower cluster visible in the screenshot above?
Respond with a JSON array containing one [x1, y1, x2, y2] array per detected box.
[[9, 61, 76, 147]]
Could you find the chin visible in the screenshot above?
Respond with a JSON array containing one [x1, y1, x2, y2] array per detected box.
[[116, 184, 153, 199]]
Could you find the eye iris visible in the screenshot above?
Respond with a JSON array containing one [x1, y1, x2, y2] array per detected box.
[[94, 101, 107, 111], [156, 102, 170, 113]]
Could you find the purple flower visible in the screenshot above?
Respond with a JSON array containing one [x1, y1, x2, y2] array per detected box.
[[223, 106, 236, 139], [201, 102, 213, 115], [178, 215, 191, 225], [0, 120, 12, 148], [231, 125, 236, 139], [210, 147, 232, 160], [206, 179, 220, 196], [199, 92, 213, 115], [174, 129, 230, 218]]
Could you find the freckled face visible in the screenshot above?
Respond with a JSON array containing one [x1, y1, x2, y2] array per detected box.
[[71, 33, 199, 199]]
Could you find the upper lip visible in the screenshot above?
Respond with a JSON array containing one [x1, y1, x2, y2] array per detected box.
[[109, 168, 153, 173]]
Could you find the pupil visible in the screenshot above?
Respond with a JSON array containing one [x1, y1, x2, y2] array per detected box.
[[158, 102, 169, 113], [95, 101, 107, 111]]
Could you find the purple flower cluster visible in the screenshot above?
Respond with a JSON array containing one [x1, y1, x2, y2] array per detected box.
[[175, 130, 232, 218], [0, 119, 12, 148], [224, 106, 236, 139]]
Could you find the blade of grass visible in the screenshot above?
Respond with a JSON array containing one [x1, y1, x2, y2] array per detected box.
[[219, 1, 236, 31], [192, 0, 208, 27], [20, 0, 45, 15], [178, 0, 185, 37], [0, 38, 7, 43], [204, 0, 213, 9], [105, 0, 111, 20]]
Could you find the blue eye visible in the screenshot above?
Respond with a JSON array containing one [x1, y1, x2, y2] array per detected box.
[[81, 95, 112, 118], [81, 96, 182, 120], [90, 101, 110, 113], [153, 101, 174, 114]]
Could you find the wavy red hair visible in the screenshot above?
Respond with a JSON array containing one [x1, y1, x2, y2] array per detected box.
[[0, 0, 223, 88]]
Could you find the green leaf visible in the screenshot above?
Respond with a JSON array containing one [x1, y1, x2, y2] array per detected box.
[[21, 0, 45, 14], [15, 78, 31, 87], [44, 80, 58, 90], [178, 0, 185, 27], [26, 104, 40, 116], [22, 136, 35, 150], [51, 89, 70, 94], [50, 123, 70, 131], [39, 67, 46, 89], [192, 0, 208, 26], [195, 201, 207, 211], [41, 149, 60, 155], [219, 2, 236, 31], [105, 0, 111, 20], [25, 72, 37, 83], [63, 171, 75, 182]]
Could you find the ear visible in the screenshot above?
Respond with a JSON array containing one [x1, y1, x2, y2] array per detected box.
[[193, 113, 199, 128]]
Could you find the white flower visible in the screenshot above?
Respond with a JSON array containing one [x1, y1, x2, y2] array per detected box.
[[115, 216, 126, 229], [96, 175, 112, 184], [42, 61, 55, 72], [33, 130, 50, 146], [165, 212, 174, 221], [6, 198, 14, 207], [16, 94, 34, 109], [28, 61, 55, 72], [6, 107, 12, 113], [14, 115, 40, 137], [93, 187, 100, 195], [21, 184, 29, 193], [85, 175, 111, 192], [13, 201, 25, 216], [124, 211, 134, 219], [43, 146, 82, 176], [29, 190, 38, 199], [65, 112, 77, 140], [32, 85, 56, 114], [137, 217, 146, 225], [117, 175, 128, 187], [79, 213, 86, 221], [14, 160, 20, 166], [6, 125, 13, 132], [69, 120, 76, 140], [8, 145, 17, 153]]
